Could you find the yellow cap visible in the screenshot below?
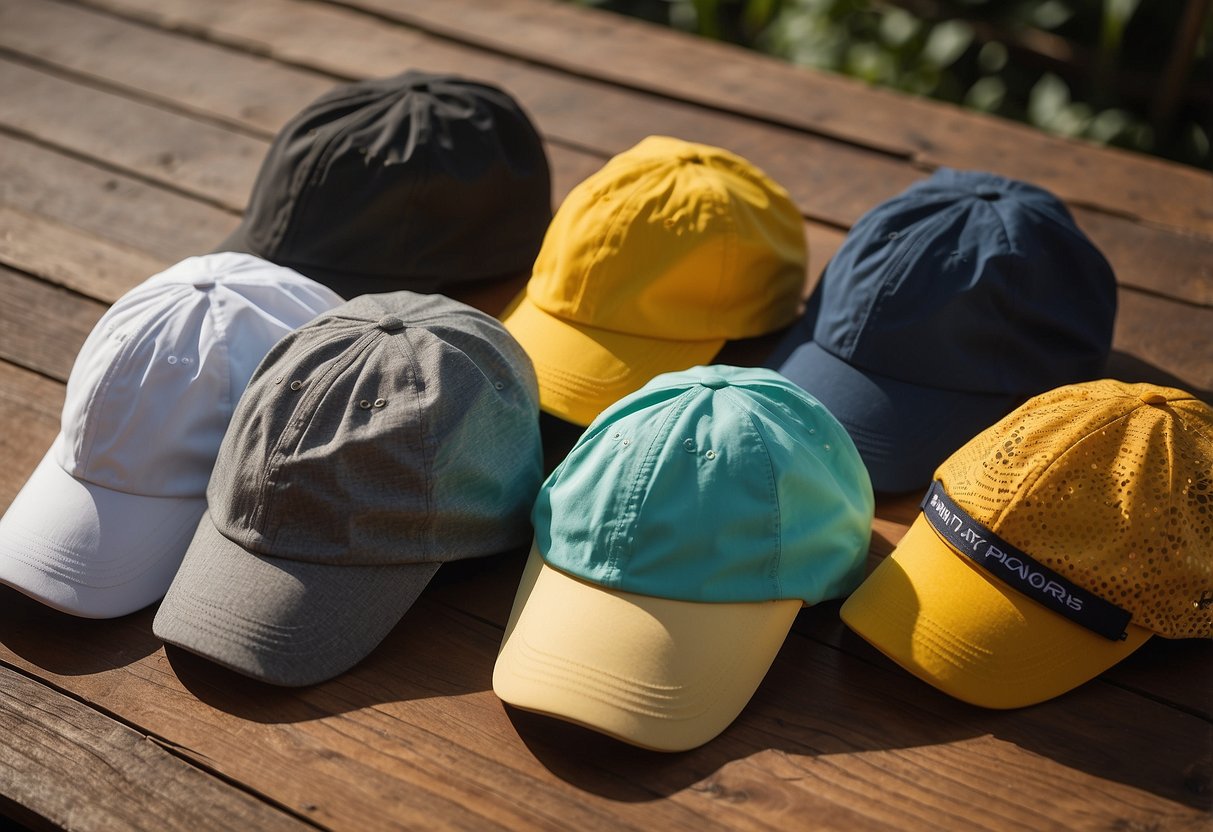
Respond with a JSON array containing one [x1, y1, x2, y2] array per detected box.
[[493, 547, 801, 752], [842, 380, 1213, 708], [500, 136, 806, 426]]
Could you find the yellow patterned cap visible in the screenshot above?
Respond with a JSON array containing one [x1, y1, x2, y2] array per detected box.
[[841, 380, 1213, 708], [500, 136, 806, 426]]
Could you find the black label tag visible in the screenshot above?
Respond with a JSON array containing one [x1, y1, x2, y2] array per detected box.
[[920, 481, 1131, 641]]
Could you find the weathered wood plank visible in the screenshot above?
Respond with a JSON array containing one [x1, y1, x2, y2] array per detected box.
[[0, 265, 105, 382], [344, 0, 1213, 238], [0, 128, 598, 313], [8, 0, 919, 226], [0, 574, 1205, 832], [0, 133, 239, 266], [0, 0, 332, 136], [0, 56, 262, 210], [0, 204, 167, 304], [1113, 288, 1213, 395], [1075, 211, 1213, 308], [0, 361, 62, 511], [0, 356, 1202, 823], [53, 0, 1213, 310], [0, 663, 312, 832]]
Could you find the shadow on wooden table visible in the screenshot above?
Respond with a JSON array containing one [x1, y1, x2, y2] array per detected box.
[[2, 554, 1206, 813], [0, 586, 162, 674], [505, 599, 1210, 811], [1106, 349, 1213, 403]]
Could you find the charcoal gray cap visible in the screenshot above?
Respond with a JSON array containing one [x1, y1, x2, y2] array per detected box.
[[219, 70, 553, 297], [153, 291, 542, 686]]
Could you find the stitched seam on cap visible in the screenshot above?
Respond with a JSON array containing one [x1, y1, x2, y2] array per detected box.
[[984, 198, 1019, 393], [849, 217, 934, 357], [508, 638, 726, 719], [251, 327, 379, 547], [604, 389, 691, 584], [207, 284, 234, 422], [734, 390, 782, 599], [709, 169, 734, 330], [77, 291, 177, 471], [272, 105, 365, 254], [1, 526, 159, 585], [574, 160, 657, 315], [395, 327, 436, 555]]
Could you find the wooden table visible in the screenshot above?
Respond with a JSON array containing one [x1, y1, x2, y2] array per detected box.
[[0, 0, 1209, 829]]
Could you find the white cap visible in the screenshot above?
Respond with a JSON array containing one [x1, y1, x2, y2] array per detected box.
[[0, 253, 343, 618]]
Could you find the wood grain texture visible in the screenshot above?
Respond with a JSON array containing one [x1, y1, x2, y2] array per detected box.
[[0, 663, 311, 831], [0, 1, 1209, 829], [1113, 289, 1213, 395], [0, 133, 239, 266], [0, 204, 168, 304], [0, 572, 1206, 832], [0, 265, 105, 381], [345, 0, 1213, 237], [0, 0, 333, 136], [56, 0, 1213, 309], [0, 360, 63, 510], [0, 56, 263, 210]]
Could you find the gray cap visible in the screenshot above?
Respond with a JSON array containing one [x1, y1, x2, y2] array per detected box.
[[153, 291, 542, 686]]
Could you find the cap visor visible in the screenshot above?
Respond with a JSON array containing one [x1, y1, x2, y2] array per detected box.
[[501, 292, 723, 427], [493, 546, 801, 752], [153, 511, 442, 687], [0, 450, 205, 618], [840, 514, 1152, 709], [777, 342, 1017, 493]]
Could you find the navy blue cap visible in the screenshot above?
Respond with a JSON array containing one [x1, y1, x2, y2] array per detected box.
[[767, 168, 1117, 493]]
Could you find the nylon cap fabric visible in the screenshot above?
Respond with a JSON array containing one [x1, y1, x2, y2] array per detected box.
[[841, 380, 1213, 708], [154, 291, 543, 686], [500, 136, 807, 427], [494, 365, 873, 751], [769, 168, 1117, 493], [220, 70, 552, 297], [0, 253, 343, 617]]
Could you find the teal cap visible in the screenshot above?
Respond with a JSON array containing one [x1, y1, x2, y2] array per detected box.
[[533, 365, 875, 603]]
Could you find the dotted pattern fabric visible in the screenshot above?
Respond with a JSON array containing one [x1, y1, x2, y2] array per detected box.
[[938, 380, 1213, 639]]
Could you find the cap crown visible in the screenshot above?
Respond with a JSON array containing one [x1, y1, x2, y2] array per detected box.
[[525, 136, 806, 341], [239, 70, 552, 288], [814, 168, 1116, 394], [534, 366, 873, 603], [207, 292, 543, 565], [938, 380, 1213, 638], [55, 253, 342, 497]]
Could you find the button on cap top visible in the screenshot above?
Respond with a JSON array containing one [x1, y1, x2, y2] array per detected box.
[[976, 189, 1001, 201], [1139, 391, 1168, 405], [193, 279, 215, 291], [700, 375, 729, 390], [377, 316, 404, 332]]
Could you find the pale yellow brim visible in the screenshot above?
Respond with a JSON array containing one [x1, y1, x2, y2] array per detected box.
[[500, 290, 722, 426], [840, 514, 1152, 709], [493, 546, 801, 752]]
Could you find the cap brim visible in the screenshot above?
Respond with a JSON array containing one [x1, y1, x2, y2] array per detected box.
[[501, 291, 723, 427], [0, 450, 205, 618], [493, 546, 801, 752], [776, 342, 1018, 493], [153, 511, 442, 687], [840, 514, 1152, 709]]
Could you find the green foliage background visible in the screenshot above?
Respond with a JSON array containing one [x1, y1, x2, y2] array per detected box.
[[576, 0, 1212, 169]]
